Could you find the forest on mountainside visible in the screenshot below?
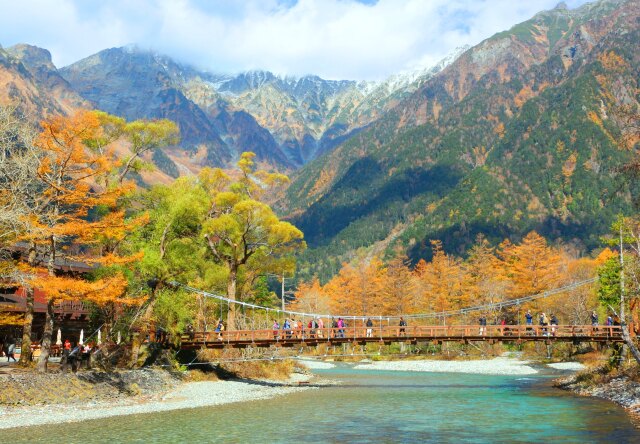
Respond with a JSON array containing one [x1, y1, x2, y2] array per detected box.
[[284, 0, 640, 282]]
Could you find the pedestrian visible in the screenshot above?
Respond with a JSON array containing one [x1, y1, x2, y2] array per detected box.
[[82, 343, 92, 369], [65, 345, 81, 372], [478, 316, 487, 335], [215, 319, 225, 340], [366, 318, 373, 338], [272, 320, 280, 339], [591, 311, 598, 327], [606, 314, 614, 336], [317, 318, 324, 338], [525, 310, 533, 335], [186, 323, 195, 340], [540, 312, 549, 336], [292, 319, 300, 338], [331, 318, 338, 338], [283, 318, 292, 339], [550, 314, 558, 336], [308, 319, 315, 339], [6, 337, 16, 362], [399, 317, 407, 337], [337, 318, 345, 338]]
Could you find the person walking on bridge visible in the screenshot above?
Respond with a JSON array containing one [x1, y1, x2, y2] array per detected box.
[[550, 314, 558, 336], [606, 314, 614, 337], [215, 319, 224, 340], [478, 316, 487, 335], [540, 312, 549, 336], [399, 317, 407, 337], [272, 320, 280, 339], [337, 318, 345, 338], [525, 310, 533, 335], [591, 311, 599, 327], [366, 318, 373, 338], [283, 319, 291, 339]]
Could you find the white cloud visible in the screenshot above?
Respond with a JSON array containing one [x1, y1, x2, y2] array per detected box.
[[0, 0, 590, 80]]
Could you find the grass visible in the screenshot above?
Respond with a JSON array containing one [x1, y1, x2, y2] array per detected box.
[[195, 348, 296, 380]]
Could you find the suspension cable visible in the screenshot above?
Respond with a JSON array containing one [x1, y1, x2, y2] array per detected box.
[[170, 277, 598, 322]]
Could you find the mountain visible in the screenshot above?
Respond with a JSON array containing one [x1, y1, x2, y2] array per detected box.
[[59, 47, 236, 168], [0, 39, 463, 178], [59, 45, 463, 171], [0, 44, 87, 119], [282, 0, 639, 281]]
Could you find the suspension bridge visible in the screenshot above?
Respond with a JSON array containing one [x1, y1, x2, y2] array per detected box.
[[173, 279, 628, 350], [180, 324, 624, 349]]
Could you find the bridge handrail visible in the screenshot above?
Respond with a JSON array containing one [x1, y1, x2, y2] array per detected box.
[[180, 324, 623, 344]]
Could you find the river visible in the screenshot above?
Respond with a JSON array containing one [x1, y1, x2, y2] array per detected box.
[[11, 365, 640, 443]]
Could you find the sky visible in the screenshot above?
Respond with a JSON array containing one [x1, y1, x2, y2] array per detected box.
[[0, 0, 592, 80]]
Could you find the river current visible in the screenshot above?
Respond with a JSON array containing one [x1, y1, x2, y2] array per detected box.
[[12, 365, 640, 443]]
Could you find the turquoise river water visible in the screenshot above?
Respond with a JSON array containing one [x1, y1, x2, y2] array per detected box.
[[10, 365, 640, 443]]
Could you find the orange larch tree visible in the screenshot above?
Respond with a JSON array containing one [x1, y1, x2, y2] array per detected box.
[[503, 232, 562, 298], [464, 236, 511, 323], [324, 257, 386, 317], [382, 250, 418, 316], [24, 110, 140, 372], [415, 241, 468, 322], [290, 277, 332, 315]]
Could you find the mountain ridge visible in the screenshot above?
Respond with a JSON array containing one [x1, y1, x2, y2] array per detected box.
[[281, 0, 639, 281]]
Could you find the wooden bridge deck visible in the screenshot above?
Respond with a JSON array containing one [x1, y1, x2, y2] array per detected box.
[[180, 325, 625, 349]]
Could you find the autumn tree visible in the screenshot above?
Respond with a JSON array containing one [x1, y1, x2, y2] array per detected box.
[[200, 153, 305, 328], [415, 241, 467, 321], [556, 249, 613, 324], [500, 232, 562, 301], [0, 105, 41, 363], [118, 118, 179, 183], [291, 277, 332, 315], [324, 256, 386, 317], [123, 176, 215, 350], [26, 110, 142, 371], [381, 249, 417, 316], [599, 217, 640, 364], [464, 236, 511, 322]]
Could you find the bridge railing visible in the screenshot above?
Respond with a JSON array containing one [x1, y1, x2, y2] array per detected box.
[[181, 324, 623, 345]]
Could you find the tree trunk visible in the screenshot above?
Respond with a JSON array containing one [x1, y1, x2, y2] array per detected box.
[[619, 228, 640, 365], [18, 287, 34, 365], [37, 235, 56, 372], [36, 299, 54, 373], [621, 325, 640, 365], [226, 265, 237, 329], [129, 284, 161, 367], [18, 243, 37, 365]]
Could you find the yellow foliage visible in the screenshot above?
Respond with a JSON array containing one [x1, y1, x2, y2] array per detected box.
[[29, 273, 129, 306], [599, 50, 628, 73], [514, 85, 534, 108], [323, 257, 386, 316], [0, 312, 24, 326], [562, 151, 578, 178]]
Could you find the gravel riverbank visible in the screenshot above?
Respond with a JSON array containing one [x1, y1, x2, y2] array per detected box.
[[0, 371, 314, 430], [555, 368, 640, 415]]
